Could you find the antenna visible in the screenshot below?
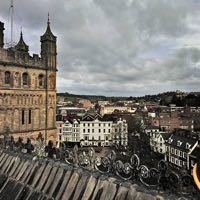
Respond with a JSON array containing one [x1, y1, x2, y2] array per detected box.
[[10, 0, 14, 47]]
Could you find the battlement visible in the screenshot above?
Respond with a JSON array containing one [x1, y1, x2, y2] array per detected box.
[[0, 47, 44, 68], [0, 19, 57, 70]]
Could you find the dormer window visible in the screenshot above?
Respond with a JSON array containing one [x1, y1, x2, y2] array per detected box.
[[177, 140, 182, 147], [168, 138, 173, 143], [186, 143, 191, 149]]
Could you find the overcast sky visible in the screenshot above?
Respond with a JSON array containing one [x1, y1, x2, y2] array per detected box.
[[1, 0, 200, 96]]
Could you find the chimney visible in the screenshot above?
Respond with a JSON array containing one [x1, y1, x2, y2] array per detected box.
[[0, 21, 5, 48]]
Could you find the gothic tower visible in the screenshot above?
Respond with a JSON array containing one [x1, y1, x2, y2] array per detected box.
[[40, 16, 57, 71]]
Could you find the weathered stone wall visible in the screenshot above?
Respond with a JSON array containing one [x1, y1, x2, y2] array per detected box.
[[0, 49, 57, 142]]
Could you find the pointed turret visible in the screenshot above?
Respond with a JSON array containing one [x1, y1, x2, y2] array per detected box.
[[40, 14, 57, 70], [41, 15, 56, 41], [15, 31, 29, 52]]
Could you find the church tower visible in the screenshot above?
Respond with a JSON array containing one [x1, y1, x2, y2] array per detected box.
[[40, 15, 57, 71]]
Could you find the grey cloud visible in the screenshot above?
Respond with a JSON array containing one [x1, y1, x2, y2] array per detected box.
[[0, 0, 200, 96]]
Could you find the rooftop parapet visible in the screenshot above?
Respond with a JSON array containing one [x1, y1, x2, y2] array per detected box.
[[0, 47, 44, 68]]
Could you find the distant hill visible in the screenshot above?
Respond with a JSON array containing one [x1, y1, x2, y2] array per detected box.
[[57, 92, 128, 103], [57, 91, 200, 106]]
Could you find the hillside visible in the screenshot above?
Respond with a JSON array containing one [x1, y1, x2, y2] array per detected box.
[[57, 91, 200, 106]]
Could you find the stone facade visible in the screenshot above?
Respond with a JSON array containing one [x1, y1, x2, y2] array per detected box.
[[0, 19, 57, 143]]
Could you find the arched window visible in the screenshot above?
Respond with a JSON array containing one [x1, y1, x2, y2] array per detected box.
[[22, 72, 29, 86], [38, 74, 45, 87], [5, 71, 11, 84]]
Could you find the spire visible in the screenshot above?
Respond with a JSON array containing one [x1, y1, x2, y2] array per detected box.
[[48, 12, 50, 25], [15, 29, 29, 52], [41, 13, 56, 41]]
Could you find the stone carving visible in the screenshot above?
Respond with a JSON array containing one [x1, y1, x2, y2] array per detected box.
[[24, 138, 34, 154], [34, 133, 46, 157], [45, 140, 57, 159]]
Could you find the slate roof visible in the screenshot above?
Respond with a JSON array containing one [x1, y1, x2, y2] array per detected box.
[[159, 132, 170, 140], [166, 134, 197, 151], [15, 32, 29, 52], [191, 147, 200, 158]]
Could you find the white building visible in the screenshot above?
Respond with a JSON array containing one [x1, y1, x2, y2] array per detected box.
[[112, 119, 128, 147], [145, 126, 169, 154], [56, 120, 63, 147], [100, 105, 135, 116], [149, 131, 169, 154], [59, 114, 128, 147], [165, 133, 198, 171], [63, 119, 80, 143]]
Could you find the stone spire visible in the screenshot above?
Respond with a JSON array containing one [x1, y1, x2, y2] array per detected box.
[[40, 14, 57, 70], [41, 13, 56, 41], [15, 30, 29, 52]]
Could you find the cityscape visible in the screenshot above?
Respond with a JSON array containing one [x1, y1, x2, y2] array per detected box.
[[0, 0, 200, 199]]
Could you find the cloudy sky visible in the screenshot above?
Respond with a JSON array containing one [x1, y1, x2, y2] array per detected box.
[[1, 0, 200, 96]]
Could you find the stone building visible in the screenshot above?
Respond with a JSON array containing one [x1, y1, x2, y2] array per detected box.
[[0, 18, 57, 143], [58, 114, 128, 147]]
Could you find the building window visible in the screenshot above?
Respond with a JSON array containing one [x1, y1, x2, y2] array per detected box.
[[108, 129, 111, 133], [179, 151, 183, 157], [92, 129, 94, 133], [108, 123, 110, 126], [99, 123, 101, 127], [103, 129, 106, 133], [83, 123, 85, 127], [22, 110, 25, 125], [22, 72, 29, 86], [5, 71, 11, 85], [88, 129, 90, 133], [28, 109, 31, 124], [88, 123, 90, 127], [83, 129, 85, 133], [92, 123, 94, 127], [183, 152, 187, 159], [99, 129, 101, 133], [38, 74, 45, 87], [106, 136, 108, 140], [84, 136, 88, 140], [99, 136, 101, 140]]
